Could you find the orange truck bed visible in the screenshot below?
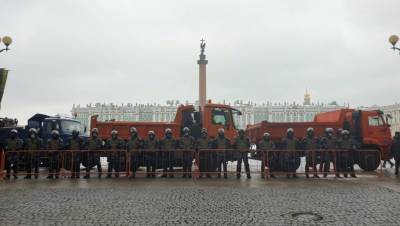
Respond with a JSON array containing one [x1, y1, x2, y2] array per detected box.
[[246, 109, 351, 143], [90, 115, 181, 140]]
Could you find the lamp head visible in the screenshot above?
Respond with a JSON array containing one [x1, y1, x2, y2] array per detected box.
[[2, 36, 12, 47], [389, 35, 399, 47]]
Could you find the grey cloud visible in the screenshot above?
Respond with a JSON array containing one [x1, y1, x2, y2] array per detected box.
[[1, 0, 399, 123]]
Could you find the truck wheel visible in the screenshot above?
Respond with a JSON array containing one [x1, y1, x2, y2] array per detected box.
[[358, 151, 380, 171]]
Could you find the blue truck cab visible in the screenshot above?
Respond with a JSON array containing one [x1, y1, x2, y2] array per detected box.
[[0, 113, 89, 169], [0, 113, 88, 150], [34, 114, 88, 143]]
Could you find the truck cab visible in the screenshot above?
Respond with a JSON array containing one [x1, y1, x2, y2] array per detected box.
[[24, 114, 87, 141], [343, 110, 391, 153], [176, 103, 240, 140], [40, 116, 87, 142]]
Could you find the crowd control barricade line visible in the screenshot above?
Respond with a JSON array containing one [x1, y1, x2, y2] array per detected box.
[[0, 148, 384, 180], [197, 149, 260, 178], [127, 149, 198, 178], [1, 149, 130, 179], [0, 149, 5, 180], [259, 149, 383, 180]]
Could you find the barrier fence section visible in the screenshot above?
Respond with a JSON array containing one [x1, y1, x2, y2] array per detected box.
[[0, 149, 383, 180], [258, 149, 383, 179], [0, 150, 5, 179]]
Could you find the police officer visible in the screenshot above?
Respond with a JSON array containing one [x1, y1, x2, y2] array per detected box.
[[337, 130, 357, 178], [66, 129, 83, 179], [281, 128, 300, 178], [197, 128, 213, 178], [302, 127, 319, 178], [212, 128, 231, 179], [257, 132, 276, 178], [336, 128, 343, 137], [143, 131, 158, 178], [178, 127, 195, 178], [391, 131, 400, 175], [106, 130, 125, 178], [4, 129, 23, 179], [47, 130, 63, 179], [320, 128, 339, 178], [234, 129, 251, 179], [127, 127, 141, 179], [160, 128, 177, 178], [84, 128, 103, 179], [24, 128, 42, 179]]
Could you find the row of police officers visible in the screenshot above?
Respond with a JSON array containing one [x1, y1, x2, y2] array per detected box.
[[4, 125, 400, 179], [3, 126, 252, 179], [257, 127, 359, 179]]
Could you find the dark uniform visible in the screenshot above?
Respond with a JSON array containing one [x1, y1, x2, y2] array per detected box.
[[5, 131, 23, 179], [320, 130, 338, 178], [391, 132, 400, 175], [257, 135, 276, 178], [212, 132, 231, 179], [281, 131, 300, 178], [47, 132, 64, 179], [127, 132, 141, 179], [143, 133, 158, 178], [84, 133, 103, 179], [24, 133, 42, 179], [106, 133, 125, 178], [178, 132, 195, 178], [66, 132, 84, 178], [336, 131, 357, 178], [197, 131, 213, 178], [159, 133, 177, 178], [233, 131, 251, 179], [302, 131, 319, 178]]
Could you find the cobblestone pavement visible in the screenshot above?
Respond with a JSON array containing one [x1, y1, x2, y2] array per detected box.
[[1, 171, 400, 225]]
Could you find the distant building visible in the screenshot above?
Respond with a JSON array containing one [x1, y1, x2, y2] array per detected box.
[[72, 92, 345, 130], [72, 102, 181, 131], [232, 100, 344, 129]]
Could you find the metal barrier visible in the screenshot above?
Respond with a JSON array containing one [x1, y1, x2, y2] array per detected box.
[[0, 149, 5, 179], [0, 149, 198, 179], [0, 149, 130, 179], [259, 149, 383, 179], [196, 149, 258, 178], [126, 149, 198, 178], [0, 149, 383, 180]]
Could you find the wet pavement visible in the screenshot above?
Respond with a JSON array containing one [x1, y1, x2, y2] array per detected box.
[[1, 168, 400, 226]]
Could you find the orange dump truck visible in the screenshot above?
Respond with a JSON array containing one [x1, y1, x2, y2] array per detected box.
[[246, 109, 392, 171], [90, 103, 241, 141]]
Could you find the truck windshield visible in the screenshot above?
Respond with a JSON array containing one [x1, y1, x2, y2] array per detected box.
[[368, 116, 384, 126], [211, 109, 227, 126], [61, 120, 84, 134]]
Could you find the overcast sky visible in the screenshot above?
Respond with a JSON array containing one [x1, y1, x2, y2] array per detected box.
[[1, 0, 399, 123]]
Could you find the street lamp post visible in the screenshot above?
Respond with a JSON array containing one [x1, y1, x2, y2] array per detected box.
[[0, 36, 12, 53], [389, 35, 400, 54]]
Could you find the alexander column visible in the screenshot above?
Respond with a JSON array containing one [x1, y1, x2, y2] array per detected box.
[[198, 39, 208, 111]]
